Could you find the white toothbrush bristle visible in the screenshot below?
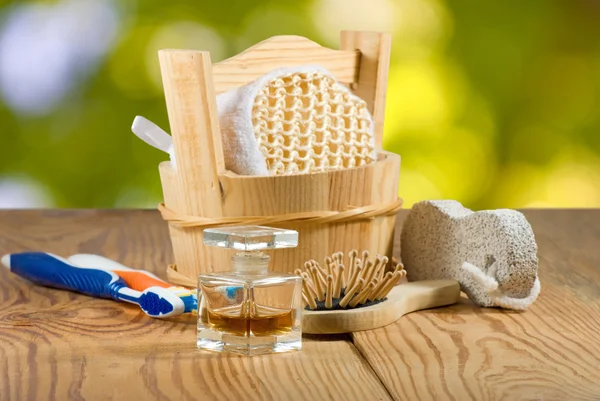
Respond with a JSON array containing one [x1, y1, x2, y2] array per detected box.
[[1, 254, 10, 269]]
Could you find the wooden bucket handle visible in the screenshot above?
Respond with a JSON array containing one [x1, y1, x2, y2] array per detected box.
[[158, 50, 225, 220], [340, 30, 391, 150]]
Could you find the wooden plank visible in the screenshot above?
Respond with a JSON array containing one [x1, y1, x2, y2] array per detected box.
[[0, 210, 391, 401], [340, 31, 392, 150], [158, 50, 226, 278], [213, 35, 360, 94], [3, 209, 599, 400], [352, 210, 600, 401], [216, 151, 400, 276]]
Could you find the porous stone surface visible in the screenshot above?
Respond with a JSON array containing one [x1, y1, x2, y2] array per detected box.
[[401, 200, 539, 307]]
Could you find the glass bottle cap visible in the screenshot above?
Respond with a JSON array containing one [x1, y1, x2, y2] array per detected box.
[[203, 226, 298, 251]]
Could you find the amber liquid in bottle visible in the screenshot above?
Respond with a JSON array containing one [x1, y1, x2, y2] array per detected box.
[[201, 307, 295, 337]]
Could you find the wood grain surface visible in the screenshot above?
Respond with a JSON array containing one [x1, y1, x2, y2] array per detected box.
[[353, 210, 600, 401], [0, 210, 391, 401], [340, 31, 391, 149], [303, 280, 460, 334], [212, 35, 360, 94], [0, 209, 599, 401]]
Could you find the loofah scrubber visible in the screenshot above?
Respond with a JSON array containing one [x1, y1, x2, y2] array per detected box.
[[216, 65, 376, 176]]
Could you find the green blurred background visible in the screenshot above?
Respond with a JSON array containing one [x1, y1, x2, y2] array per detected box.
[[0, 0, 599, 209]]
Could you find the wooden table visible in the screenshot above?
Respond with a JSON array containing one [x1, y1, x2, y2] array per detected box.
[[0, 210, 598, 401]]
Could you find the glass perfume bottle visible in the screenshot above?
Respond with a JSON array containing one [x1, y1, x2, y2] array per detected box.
[[197, 226, 302, 355]]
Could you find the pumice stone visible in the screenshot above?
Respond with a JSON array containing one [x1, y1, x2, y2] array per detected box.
[[401, 200, 540, 310]]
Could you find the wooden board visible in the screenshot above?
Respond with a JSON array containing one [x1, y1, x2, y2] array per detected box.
[[352, 209, 600, 401], [340, 31, 392, 150], [1, 209, 599, 400], [158, 49, 226, 287], [213, 35, 360, 94], [0, 210, 391, 401], [303, 280, 460, 334]]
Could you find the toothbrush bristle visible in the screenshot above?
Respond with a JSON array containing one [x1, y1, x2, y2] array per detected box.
[[1, 254, 10, 269], [138, 291, 176, 317]]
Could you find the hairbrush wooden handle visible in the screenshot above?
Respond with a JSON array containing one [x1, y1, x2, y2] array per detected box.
[[302, 279, 460, 334]]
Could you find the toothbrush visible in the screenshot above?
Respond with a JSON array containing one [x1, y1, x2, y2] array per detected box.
[[68, 253, 197, 313], [1, 252, 186, 318], [131, 116, 175, 164]]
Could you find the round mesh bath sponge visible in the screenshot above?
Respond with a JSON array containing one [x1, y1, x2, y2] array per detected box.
[[217, 65, 376, 176]]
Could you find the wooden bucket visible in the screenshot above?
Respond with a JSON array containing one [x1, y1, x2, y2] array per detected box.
[[156, 32, 401, 281]]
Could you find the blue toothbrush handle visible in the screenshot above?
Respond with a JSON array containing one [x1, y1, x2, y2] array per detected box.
[[3, 252, 127, 300]]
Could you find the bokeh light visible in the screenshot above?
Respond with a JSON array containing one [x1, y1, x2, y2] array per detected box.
[[0, 0, 120, 115], [0, 177, 54, 208], [0, 0, 598, 210], [145, 21, 227, 92]]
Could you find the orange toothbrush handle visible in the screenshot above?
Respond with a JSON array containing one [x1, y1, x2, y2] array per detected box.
[[115, 270, 171, 291]]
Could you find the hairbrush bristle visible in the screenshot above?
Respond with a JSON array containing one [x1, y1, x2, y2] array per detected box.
[[325, 275, 334, 309], [295, 250, 407, 310]]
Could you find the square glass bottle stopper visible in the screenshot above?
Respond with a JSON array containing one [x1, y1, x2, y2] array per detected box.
[[203, 226, 299, 251], [197, 226, 302, 356]]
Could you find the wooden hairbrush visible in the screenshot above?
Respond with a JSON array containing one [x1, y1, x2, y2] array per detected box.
[[296, 250, 460, 334]]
